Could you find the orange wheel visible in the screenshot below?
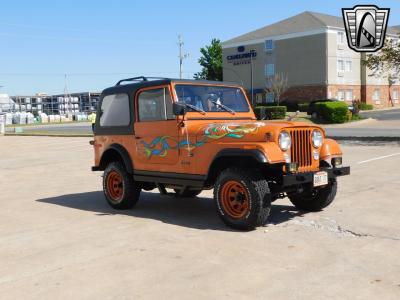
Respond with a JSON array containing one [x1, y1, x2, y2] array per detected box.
[[106, 170, 124, 202], [103, 162, 141, 209], [220, 180, 250, 219], [214, 167, 271, 230]]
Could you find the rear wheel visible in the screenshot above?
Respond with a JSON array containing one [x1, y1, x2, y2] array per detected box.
[[173, 189, 202, 198], [103, 162, 141, 209], [214, 167, 271, 231], [288, 179, 337, 211]]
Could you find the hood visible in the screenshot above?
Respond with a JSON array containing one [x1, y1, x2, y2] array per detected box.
[[185, 120, 324, 143]]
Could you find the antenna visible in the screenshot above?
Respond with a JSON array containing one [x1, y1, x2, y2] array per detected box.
[[178, 35, 189, 79]]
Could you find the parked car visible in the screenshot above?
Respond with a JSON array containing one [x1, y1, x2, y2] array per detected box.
[[91, 77, 350, 230]]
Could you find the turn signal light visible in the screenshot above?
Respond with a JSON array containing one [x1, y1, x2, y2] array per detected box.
[[285, 162, 299, 173], [331, 157, 342, 167]]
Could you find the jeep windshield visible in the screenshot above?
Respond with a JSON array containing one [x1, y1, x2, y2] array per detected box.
[[174, 84, 250, 113]]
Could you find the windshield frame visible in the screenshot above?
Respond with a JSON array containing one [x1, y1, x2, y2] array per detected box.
[[171, 82, 251, 115]]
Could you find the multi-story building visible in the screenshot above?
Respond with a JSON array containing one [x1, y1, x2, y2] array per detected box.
[[222, 11, 400, 107]]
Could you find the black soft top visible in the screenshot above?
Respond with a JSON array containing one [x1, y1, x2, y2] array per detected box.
[[101, 77, 241, 97]]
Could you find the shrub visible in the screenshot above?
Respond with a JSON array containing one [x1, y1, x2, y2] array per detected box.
[[315, 102, 349, 124], [297, 103, 309, 112], [280, 101, 298, 112], [357, 102, 373, 110], [254, 106, 287, 120]]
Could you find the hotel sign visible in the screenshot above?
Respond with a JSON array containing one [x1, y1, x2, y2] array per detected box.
[[226, 46, 257, 65]]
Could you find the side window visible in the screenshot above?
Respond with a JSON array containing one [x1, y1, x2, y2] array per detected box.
[[100, 93, 130, 127], [138, 87, 173, 121]]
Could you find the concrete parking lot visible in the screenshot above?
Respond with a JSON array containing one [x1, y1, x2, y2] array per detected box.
[[0, 136, 399, 299]]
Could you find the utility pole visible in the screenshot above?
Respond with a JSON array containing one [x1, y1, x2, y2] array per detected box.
[[178, 35, 189, 79], [63, 74, 71, 115], [250, 54, 254, 107]]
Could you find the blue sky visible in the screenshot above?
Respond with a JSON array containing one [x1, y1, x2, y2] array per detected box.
[[1, 0, 399, 95]]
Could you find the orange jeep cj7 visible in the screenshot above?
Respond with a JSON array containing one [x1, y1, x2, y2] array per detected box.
[[91, 77, 350, 230]]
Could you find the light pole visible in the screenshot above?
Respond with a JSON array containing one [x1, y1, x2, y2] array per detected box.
[[249, 50, 256, 107]]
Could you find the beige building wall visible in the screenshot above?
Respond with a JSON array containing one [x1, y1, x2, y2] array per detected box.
[[274, 33, 327, 86], [222, 43, 266, 90], [223, 28, 399, 107], [223, 33, 328, 90], [326, 30, 361, 86]]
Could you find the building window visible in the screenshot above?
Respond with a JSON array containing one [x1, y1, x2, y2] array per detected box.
[[266, 92, 274, 103], [392, 89, 398, 100], [337, 31, 345, 44], [138, 87, 173, 121], [345, 90, 353, 101], [337, 90, 345, 101], [265, 64, 275, 77], [338, 60, 345, 71], [345, 60, 352, 72], [255, 93, 263, 104], [265, 39, 274, 51], [372, 88, 381, 101]]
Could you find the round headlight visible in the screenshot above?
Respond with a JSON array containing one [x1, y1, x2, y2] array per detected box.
[[279, 131, 291, 151], [312, 130, 323, 148]]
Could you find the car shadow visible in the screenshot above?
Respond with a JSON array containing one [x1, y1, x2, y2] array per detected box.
[[36, 191, 305, 231]]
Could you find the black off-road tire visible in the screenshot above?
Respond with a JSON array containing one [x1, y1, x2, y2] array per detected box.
[[103, 162, 141, 209], [288, 179, 337, 211], [173, 189, 202, 198], [214, 167, 271, 231]]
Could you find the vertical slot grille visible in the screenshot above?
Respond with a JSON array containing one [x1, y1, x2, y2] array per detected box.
[[289, 129, 312, 171]]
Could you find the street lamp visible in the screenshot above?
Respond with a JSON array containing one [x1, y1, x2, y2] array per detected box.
[[250, 51, 254, 107]]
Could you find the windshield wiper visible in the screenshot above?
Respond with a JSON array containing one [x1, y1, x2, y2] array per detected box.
[[209, 100, 236, 115], [184, 103, 206, 115]]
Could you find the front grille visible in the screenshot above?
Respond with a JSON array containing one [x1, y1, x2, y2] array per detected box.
[[288, 128, 313, 171]]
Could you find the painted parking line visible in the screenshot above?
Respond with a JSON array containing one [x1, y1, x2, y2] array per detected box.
[[357, 153, 400, 164]]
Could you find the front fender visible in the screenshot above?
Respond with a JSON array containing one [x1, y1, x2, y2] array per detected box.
[[257, 143, 286, 163], [320, 139, 342, 160]]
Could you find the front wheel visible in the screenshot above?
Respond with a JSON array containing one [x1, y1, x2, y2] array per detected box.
[[103, 162, 141, 209], [288, 179, 337, 211], [214, 167, 271, 231]]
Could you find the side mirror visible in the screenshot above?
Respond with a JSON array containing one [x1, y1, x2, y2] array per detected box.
[[173, 102, 187, 116]]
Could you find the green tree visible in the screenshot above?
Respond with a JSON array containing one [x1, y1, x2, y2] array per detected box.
[[363, 36, 400, 106], [194, 39, 223, 81], [363, 36, 400, 76]]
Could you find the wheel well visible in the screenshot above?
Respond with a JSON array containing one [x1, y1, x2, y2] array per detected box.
[[206, 156, 264, 187], [99, 149, 127, 171]]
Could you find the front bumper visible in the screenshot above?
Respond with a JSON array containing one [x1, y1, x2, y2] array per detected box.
[[282, 166, 350, 187]]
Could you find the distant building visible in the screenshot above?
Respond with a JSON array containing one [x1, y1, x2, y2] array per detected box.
[[0, 94, 15, 112], [10, 92, 100, 115], [222, 11, 400, 107]]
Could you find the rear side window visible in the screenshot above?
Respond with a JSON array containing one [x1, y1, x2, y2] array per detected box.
[[100, 93, 130, 127], [138, 87, 173, 121]]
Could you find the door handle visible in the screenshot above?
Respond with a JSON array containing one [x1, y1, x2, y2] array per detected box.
[[135, 136, 142, 139]]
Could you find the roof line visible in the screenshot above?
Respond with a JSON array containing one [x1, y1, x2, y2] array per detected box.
[[304, 11, 328, 27]]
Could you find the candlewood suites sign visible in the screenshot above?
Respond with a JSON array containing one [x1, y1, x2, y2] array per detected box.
[[226, 46, 257, 65]]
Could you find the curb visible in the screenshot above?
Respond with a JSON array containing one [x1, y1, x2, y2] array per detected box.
[[328, 136, 400, 142], [321, 118, 376, 128]]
